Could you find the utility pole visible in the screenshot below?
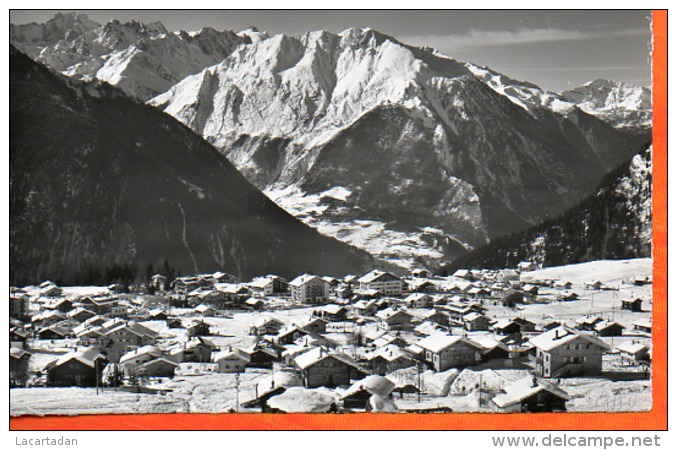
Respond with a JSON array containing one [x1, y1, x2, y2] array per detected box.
[[235, 373, 240, 412], [95, 359, 99, 395], [417, 363, 421, 403]]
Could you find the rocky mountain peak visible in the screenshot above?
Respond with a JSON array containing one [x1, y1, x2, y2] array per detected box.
[[561, 78, 651, 131], [10, 13, 251, 101]]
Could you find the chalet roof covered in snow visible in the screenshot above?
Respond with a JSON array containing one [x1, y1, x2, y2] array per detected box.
[[413, 321, 443, 336], [416, 333, 479, 353], [289, 274, 322, 287], [365, 344, 411, 362], [104, 321, 158, 339], [194, 304, 214, 313], [453, 269, 470, 278], [214, 283, 248, 294], [403, 292, 430, 302], [463, 312, 486, 322], [31, 310, 67, 322], [67, 307, 96, 318], [357, 270, 399, 284], [594, 320, 625, 332], [529, 326, 610, 352], [322, 304, 345, 314], [249, 277, 274, 289], [276, 325, 306, 339], [633, 318, 652, 329], [499, 269, 520, 279], [575, 315, 603, 326], [352, 299, 375, 309], [469, 335, 507, 351], [365, 328, 387, 341], [371, 333, 404, 348], [341, 374, 396, 399], [244, 345, 278, 358], [119, 345, 162, 364], [297, 315, 327, 327], [491, 318, 517, 330], [252, 316, 285, 328], [296, 333, 336, 349], [48, 347, 106, 370], [281, 344, 314, 358], [294, 347, 365, 371], [617, 342, 649, 355], [10, 347, 31, 360], [411, 308, 444, 319], [214, 348, 251, 362], [376, 307, 412, 320], [492, 376, 570, 409]]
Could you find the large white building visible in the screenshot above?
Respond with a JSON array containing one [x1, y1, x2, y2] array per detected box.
[[248, 277, 274, 298], [358, 270, 403, 296], [289, 274, 330, 304]]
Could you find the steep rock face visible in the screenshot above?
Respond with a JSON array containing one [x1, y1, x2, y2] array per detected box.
[[9, 12, 99, 49], [10, 13, 250, 101], [9, 46, 373, 285], [446, 145, 653, 272], [150, 28, 648, 267], [562, 79, 652, 132]]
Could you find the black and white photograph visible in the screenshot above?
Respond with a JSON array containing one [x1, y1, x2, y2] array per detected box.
[[9, 9, 655, 418]]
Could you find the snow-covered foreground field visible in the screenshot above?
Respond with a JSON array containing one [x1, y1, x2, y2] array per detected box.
[[10, 366, 652, 416]]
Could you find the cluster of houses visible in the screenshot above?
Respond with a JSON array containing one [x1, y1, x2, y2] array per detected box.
[[9, 264, 652, 413]]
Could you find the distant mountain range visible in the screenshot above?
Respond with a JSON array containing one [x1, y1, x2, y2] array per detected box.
[[445, 144, 652, 273], [10, 45, 374, 285], [561, 78, 652, 132], [10, 14, 653, 270], [10, 12, 252, 101]]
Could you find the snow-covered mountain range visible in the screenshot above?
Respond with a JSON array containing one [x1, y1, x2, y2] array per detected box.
[[561, 78, 652, 132], [148, 27, 650, 267], [10, 14, 653, 269], [10, 13, 251, 100]]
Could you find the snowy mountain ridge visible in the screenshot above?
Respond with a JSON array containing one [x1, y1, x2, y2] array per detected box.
[[10, 13, 251, 100], [562, 79, 652, 131]]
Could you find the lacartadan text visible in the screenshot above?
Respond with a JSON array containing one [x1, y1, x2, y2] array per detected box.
[[16, 437, 77, 446]]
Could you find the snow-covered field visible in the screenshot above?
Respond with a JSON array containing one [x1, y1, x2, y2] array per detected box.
[[489, 259, 653, 333], [11, 369, 267, 416], [266, 185, 450, 269]]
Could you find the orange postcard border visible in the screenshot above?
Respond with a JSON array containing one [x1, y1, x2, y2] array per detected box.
[[9, 9, 668, 431]]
